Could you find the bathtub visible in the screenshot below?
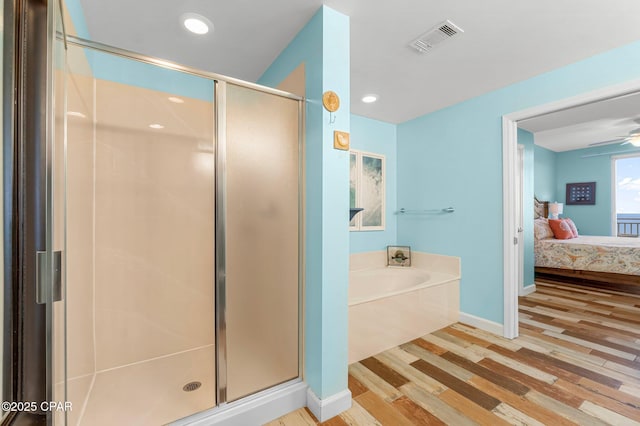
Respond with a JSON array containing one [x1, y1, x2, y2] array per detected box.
[[348, 251, 460, 364]]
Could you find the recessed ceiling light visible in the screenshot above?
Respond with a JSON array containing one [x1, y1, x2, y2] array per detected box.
[[362, 95, 378, 103], [168, 96, 185, 104], [149, 124, 165, 129], [67, 111, 86, 118], [182, 13, 213, 35]]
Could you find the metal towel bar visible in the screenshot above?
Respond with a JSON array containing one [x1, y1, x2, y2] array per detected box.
[[397, 207, 455, 214]]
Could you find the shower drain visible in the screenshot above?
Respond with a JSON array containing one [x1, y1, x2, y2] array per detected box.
[[183, 381, 202, 392]]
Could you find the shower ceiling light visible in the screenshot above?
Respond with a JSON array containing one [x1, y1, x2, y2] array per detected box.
[[182, 13, 213, 35], [149, 124, 165, 129], [362, 95, 378, 103], [168, 96, 185, 104]]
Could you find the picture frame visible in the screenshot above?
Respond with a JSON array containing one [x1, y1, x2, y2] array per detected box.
[[350, 149, 385, 231], [566, 182, 596, 205], [387, 245, 411, 267]]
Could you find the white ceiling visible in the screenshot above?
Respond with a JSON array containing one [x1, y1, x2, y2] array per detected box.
[[76, 0, 640, 124], [519, 92, 640, 152]]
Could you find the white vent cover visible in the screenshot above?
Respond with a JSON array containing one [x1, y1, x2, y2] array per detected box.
[[410, 20, 464, 53]]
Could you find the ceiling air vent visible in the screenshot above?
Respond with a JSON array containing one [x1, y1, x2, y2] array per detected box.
[[410, 20, 464, 53]]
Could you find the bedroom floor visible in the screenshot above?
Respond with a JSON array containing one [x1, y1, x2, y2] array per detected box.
[[269, 282, 640, 425]]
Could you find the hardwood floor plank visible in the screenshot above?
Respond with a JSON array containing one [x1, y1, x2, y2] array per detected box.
[[438, 326, 492, 348], [492, 403, 546, 426], [563, 329, 640, 357], [543, 330, 637, 361], [451, 323, 522, 351], [524, 390, 608, 426], [519, 317, 566, 333], [348, 363, 402, 402], [518, 347, 623, 388], [487, 344, 583, 383], [354, 391, 414, 426], [319, 415, 349, 426], [338, 401, 381, 426], [437, 389, 511, 426], [409, 338, 447, 355], [554, 378, 640, 421], [477, 358, 583, 407], [579, 400, 640, 426], [578, 378, 640, 409], [440, 351, 529, 396], [347, 374, 368, 398], [468, 376, 578, 426], [391, 396, 447, 426], [410, 359, 501, 410], [400, 382, 479, 426], [518, 329, 602, 364], [551, 350, 640, 387], [381, 346, 419, 364], [359, 357, 410, 388], [400, 342, 474, 382], [475, 345, 558, 384], [374, 351, 446, 394], [419, 333, 485, 362]]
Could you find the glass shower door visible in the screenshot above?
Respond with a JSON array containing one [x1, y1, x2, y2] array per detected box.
[[223, 82, 301, 402]]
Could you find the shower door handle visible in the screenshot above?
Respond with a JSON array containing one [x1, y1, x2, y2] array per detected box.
[[36, 250, 63, 304]]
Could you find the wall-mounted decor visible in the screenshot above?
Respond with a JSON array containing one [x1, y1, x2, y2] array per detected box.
[[387, 246, 411, 267], [350, 150, 385, 231], [322, 91, 340, 112], [566, 182, 596, 205], [334, 130, 350, 150]]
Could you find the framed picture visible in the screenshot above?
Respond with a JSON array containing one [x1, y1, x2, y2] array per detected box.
[[387, 246, 411, 267], [566, 182, 596, 205], [350, 150, 385, 231]]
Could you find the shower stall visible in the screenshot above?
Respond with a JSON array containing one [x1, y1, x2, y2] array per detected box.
[[3, 1, 303, 425]]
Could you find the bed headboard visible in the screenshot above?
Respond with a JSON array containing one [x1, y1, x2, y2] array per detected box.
[[534, 197, 549, 219]]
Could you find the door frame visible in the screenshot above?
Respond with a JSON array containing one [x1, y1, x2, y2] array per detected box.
[[502, 78, 640, 339], [516, 145, 525, 295]]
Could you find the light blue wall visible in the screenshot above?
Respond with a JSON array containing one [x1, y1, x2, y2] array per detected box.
[[259, 6, 350, 400], [534, 145, 557, 202], [518, 129, 535, 288], [397, 39, 640, 324], [350, 115, 397, 253], [65, 0, 212, 101], [555, 144, 639, 236]]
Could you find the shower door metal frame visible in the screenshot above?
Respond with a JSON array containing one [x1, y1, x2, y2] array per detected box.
[[3, 0, 67, 424]]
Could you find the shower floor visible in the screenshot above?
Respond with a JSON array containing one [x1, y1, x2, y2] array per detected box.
[[70, 345, 215, 426]]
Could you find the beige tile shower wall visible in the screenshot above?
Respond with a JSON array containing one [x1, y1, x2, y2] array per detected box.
[[65, 71, 96, 381], [94, 80, 215, 371]]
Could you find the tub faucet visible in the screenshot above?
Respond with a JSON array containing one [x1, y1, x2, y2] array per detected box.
[[391, 251, 408, 261]]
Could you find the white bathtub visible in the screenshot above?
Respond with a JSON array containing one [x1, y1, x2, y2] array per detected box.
[[348, 252, 460, 364]]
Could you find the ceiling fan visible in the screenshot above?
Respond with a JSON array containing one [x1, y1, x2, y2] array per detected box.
[[589, 124, 640, 148]]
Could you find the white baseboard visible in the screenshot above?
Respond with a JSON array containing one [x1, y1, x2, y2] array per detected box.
[[519, 284, 536, 296], [173, 380, 307, 425], [306, 388, 352, 423], [459, 312, 504, 336]]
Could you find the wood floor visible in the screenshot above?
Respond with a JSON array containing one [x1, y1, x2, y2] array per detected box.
[[267, 282, 640, 425]]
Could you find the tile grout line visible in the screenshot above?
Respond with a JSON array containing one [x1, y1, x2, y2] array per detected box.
[[94, 344, 215, 376]]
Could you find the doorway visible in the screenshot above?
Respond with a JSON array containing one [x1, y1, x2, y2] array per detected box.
[[502, 81, 640, 339]]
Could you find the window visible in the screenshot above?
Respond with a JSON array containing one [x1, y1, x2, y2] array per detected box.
[[614, 154, 640, 237], [350, 150, 385, 231]]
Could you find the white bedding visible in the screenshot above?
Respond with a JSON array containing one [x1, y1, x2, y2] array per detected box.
[[535, 235, 640, 275]]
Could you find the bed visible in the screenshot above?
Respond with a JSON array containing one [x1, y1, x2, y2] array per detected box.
[[533, 199, 640, 294]]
